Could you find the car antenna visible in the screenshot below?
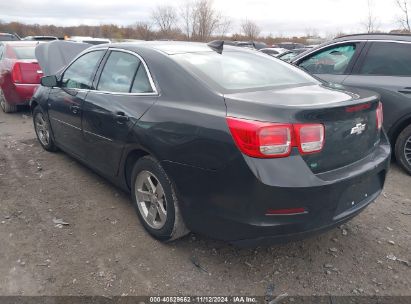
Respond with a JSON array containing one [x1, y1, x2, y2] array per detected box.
[[207, 40, 224, 54]]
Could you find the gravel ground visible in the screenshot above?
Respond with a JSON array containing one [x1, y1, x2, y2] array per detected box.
[[0, 109, 410, 297]]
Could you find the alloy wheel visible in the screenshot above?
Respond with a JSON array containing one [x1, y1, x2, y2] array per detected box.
[[34, 112, 50, 146], [404, 135, 411, 167], [135, 170, 167, 229]]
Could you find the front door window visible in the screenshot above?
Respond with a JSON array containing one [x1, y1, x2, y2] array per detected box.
[[299, 44, 357, 75]]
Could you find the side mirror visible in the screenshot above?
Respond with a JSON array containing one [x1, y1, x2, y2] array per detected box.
[[40, 75, 58, 87]]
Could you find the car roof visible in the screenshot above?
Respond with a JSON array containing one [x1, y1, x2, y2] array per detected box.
[[334, 33, 411, 42], [290, 33, 411, 63], [95, 41, 244, 55]]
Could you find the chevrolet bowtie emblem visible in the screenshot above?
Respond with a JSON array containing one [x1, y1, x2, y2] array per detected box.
[[351, 123, 366, 135]]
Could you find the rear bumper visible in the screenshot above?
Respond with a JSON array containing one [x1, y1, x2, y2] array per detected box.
[[232, 190, 379, 247], [5, 83, 38, 105], [162, 133, 391, 245]]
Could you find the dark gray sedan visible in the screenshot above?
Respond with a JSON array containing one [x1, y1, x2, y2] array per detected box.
[[31, 41, 390, 246]]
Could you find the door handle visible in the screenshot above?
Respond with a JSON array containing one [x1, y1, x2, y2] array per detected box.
[[114, 111, 129, 124], [70, 105, 80, 114]]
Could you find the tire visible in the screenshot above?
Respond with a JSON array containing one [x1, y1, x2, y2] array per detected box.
[[33, 106, 58, 152], [0, 89, 17, 113], [131, 156, 189, 241], [395, 124, 411, 175]]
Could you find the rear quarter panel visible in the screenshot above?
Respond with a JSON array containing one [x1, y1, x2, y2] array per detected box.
[[342, 75, 411, 139]]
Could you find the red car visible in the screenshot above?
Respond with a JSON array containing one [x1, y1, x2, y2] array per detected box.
[[0, 41, 43, 113]]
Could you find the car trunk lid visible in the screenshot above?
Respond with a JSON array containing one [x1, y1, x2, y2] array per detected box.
[[300, 101, 380, 173], [35, 40, 91, 76], [224, 84, 381, 173]]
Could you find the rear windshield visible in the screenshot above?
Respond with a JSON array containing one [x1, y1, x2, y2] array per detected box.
[[172, 50, 317, 93], [11, 46, 36, 59]]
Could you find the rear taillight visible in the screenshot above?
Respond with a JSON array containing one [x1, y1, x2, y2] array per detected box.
[[376, 102, 383, 130], [226, 117, 325, 158], [294, 124, 325, 154], [226, 117, 293, 158], [11, 63, 22, 83]]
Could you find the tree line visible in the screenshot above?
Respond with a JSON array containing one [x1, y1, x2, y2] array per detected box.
[[1, 0, 410, 43], [0, 0, 271, 42]]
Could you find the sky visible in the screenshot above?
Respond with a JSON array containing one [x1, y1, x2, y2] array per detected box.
[[0, 0, 403, 36]]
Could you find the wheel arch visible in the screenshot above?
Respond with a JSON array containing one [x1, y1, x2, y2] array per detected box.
[[389, 114, 411, 156], [30, 99, 39, 112], [123, 148, 150, 190]]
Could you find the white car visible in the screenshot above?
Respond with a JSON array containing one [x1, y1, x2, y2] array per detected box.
[[67, 36, 111, 45]]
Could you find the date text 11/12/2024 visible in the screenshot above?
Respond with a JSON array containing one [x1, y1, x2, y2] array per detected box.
[[149, 296, 258, 303]]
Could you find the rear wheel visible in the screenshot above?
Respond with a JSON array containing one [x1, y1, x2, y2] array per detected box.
[[0, 89, 17, 113], [395, 124, 411, 175], [33, 106, 57, 152], [131, 156, 189, 241]]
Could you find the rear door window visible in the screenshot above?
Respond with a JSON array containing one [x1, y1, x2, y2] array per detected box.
[[299, 44, 357, 75], [62, 50, 105, 90], [131, 64, 153, 93], [358, 42, 411, 76], [97, 51, 140, 93]]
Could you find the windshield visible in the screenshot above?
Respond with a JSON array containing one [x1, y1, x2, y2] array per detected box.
[[173, 50, 317, 93]]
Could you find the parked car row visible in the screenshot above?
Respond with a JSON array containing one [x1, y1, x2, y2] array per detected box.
[[274, 42, 307, 50], [26, 40, 391, 246], [277, 48, 310, 61], [0, 36, 305, 115], [0, 36, 111, 113], [0, 32, 112, 43], [260, 47, 311, 61], [223, 40, 268, 50]]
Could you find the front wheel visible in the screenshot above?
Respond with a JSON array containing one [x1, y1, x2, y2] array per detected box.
[[131, 156, 189, 241], [395, 124, 411, 175], [33, 106, 58, 152]]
